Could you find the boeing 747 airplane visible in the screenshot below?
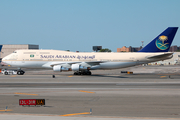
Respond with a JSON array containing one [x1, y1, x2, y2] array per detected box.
[[2, 27, 178, 75]]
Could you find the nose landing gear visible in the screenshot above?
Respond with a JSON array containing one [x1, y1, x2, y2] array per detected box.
[[17, 70, 25, 75]]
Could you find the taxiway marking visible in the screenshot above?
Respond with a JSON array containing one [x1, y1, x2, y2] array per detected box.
[[68, 75, 73, 77], [60, 112, 90, 116], [160, 76, 167, 78], [10, 75, 17, 77], [0, 109, 13, 111], [14, 92, 38, 96], [79, 90, 95, 94]]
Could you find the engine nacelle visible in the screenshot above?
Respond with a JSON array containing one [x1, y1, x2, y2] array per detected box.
[[71, 64, 90, 71], [53, 65, 70, 72]]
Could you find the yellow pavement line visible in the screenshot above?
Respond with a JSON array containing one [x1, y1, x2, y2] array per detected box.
[[160, 76, 167, 78], [79, 90, 95, 94], [68, 75, 73, 77], [14, 93, 38, 96], [60, 112, 90, 116], [11, 75, 17, 77], [0, 109, 13, 111]]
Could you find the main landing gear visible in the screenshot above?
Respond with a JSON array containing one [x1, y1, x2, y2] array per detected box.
[[52, 71, 91, 78], [74, 70, 92, 75]]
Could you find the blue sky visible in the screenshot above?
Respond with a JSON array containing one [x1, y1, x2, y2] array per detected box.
[[0, 0, 180, 52]]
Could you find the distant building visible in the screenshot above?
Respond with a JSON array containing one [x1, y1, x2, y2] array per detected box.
[[169, 45, 180, 52], [0, 44, 39, 58], [117, 45, 180, 52], [93, 46, 102, 52], [117, 46, 142, 52], [117, 46, 130, 52]]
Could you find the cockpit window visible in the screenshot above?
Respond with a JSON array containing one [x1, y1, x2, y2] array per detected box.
[[13, 51, 17, 53]]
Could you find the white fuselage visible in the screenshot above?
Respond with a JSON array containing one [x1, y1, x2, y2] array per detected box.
[[2, 49, 173, 70]]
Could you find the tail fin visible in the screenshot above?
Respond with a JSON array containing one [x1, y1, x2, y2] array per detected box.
[[0, 45, 2, 62], [138, 27, 178, 52], [0, 45, 2, 52]]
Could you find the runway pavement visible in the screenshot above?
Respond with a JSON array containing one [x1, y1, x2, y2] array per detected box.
[[1, 65, 180, 120]]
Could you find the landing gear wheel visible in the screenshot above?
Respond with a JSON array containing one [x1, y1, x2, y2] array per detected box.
[[78, 72, 81, 75], [73, 71, 92, 75], [17, 70, 25, 75], [82, 72, 86, 75], [87, 71, 91, 75], [5, 72, 8, 75], [74, 71, 82, 75], [17, 71, 21, 75]]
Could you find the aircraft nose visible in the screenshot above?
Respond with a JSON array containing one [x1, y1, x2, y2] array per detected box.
[[1, 57, 8, 65], [2, 57, 5, 62]]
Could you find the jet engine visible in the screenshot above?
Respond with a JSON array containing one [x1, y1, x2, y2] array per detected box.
[[53, 65, 71, 72], [71, 64, 90, 71]]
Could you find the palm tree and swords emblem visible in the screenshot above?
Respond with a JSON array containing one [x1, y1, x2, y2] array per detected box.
[[156, 35, 169, 50]]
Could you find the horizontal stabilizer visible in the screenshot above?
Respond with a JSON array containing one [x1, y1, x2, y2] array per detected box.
[[146, 53, 173, 59]]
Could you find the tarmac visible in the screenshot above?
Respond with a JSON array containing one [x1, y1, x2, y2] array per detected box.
[[1, 65, 180, 120]]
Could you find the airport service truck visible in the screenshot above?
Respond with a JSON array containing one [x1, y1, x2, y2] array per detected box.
[[0, 69, 18, 75]]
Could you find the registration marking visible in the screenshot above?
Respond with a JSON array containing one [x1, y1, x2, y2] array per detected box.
[[79, 90, 95, 94], [60, 112, 90, 116], [14, 93, 38, 96]]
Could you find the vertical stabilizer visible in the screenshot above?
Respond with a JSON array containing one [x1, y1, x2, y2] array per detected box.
[[0, 45, 2, 52], [138, 27, 178, 52], [0, 45, 2, 62]]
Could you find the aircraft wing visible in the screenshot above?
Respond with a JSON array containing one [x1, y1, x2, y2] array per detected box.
[[46, 61, 104, 72], [43, 61, 103, 68], [82, 61, 103, 66]]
